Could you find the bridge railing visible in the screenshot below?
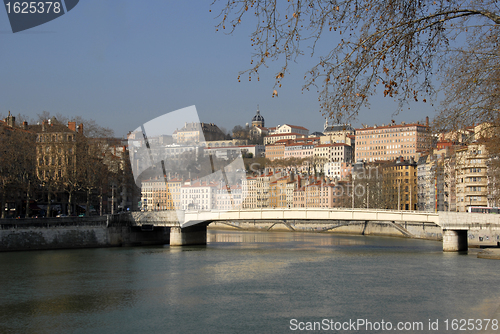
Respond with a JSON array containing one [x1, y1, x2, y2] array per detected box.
[[182, 208, 440, 228]]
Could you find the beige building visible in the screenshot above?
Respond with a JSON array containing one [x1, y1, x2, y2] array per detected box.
[[265, 140, 289, 160], [355, 122, 431, 162], [264, 132, 306, 145], [241, 177, 257, 209], [173, 122, 225, 144], [321, 123, 355, 145], [141, 177, 182, 211], [455, 143, 489, 212]]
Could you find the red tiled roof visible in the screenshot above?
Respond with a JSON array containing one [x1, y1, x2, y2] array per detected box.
[[282, 124, 309, 131]]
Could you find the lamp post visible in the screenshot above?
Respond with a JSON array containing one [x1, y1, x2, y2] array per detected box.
[[111, 184, 115, 214], [398, 183, 401, 211], [352, 176, 355, 209], [366, 182, 369, 209], [410, 183, 412, 211]]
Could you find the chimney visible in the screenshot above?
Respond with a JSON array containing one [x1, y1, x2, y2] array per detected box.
[[6, 111, 15, 128], [426, 116, 429, 127], [68, 121, 76, 132], [22, 121, 28, 130], [42, 120, 47, 132], [78, 123, 83, 135]]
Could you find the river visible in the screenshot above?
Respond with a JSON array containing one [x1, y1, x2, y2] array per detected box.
[[1, 230, 499, 333]]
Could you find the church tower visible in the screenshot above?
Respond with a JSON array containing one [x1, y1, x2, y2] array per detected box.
[[251, 105, 265, 127]]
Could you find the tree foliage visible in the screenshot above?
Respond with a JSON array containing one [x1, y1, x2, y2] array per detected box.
[[213, 0, 499, 123]]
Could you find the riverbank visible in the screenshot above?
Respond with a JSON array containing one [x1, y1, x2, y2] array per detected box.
[[0, 215, 169, 252]]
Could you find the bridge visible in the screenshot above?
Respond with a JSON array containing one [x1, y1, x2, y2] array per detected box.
[[130, 209, 500, 252]]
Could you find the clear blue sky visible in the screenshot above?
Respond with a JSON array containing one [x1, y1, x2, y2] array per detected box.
[[0, 0, 437, 138]]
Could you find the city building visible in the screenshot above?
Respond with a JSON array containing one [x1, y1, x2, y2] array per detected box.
[[323, 162, 352, 180], [284, 142, 315, 159], [140, 177, 183, 211], [265, 140, 289, 161], [173, 122, 225, 144], [322, 122, 355, 145], [454, 143, 489, 212], [313, 143, 353, 164], [355, 121, 431, 162], [383, 157, 418, 210], [417, 155, 446, 212], [271, 124, 309, 136], [215, 184, 243, 210], [264, 132, 306, 145], [181, 179, 218, 211]]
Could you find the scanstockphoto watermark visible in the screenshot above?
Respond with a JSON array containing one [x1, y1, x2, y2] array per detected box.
[[289, 318, 499, 332], [3, 0, 79, 33], [289, 319, 424, 332], [248, 162, 381, 198]]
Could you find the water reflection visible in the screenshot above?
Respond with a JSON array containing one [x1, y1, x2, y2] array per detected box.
[[0, 230, 499, 334], [208, 230, 367, 247]]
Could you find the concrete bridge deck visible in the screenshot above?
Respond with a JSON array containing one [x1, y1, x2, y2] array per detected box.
[[129, 208, 500, 251]]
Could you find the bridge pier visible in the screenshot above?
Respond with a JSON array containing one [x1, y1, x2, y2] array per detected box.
[[442, 230, 468, 252], [170, 225, 207, 246]]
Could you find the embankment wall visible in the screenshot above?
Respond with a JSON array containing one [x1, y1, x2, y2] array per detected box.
[[0, 215, 169, 252]]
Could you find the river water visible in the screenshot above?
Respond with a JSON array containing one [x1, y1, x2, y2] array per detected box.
[[1, 230, 499, 334]]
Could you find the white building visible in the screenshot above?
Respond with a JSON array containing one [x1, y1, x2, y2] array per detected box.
[[181, 180, 217, 211], [271, 124, 309, 136]]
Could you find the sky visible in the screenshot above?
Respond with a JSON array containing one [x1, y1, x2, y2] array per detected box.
[[0, 1, 439, 138]]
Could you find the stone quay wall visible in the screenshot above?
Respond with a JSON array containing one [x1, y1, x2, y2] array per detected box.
[[0, 214, 170, 252]]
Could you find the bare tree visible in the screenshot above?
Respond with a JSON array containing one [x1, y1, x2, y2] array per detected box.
[[434, 29, 499, 141], [0, 127, 36, 218], [213, 0, 499, 123]]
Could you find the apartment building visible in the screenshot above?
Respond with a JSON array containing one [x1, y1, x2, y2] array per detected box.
[[323, 162, 352, 180], [313, 143, 353, 164], [264, 132, 306, 145], [181, 180, 217, 210], [173, 122, 225, 144], [141, 177, 182, 211], [284, 142, 315, 159], [417, 155, 446, 212], [269, 175, 296, 208], [265, 140, 288, 160], [322, 123, 355, 145], [292, 177, 349, 208], [215, 185, 243, 210], [355, 121, 430, 162], [454, 143, 489, 212], [383, 158, 418, 210]]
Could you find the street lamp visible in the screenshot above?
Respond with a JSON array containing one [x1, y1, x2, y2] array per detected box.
[[366, 182, 369, 209], [352, 176, 355, 209], [398, 183, 401, 211]]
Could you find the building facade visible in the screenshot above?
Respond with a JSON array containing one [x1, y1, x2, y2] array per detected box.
[[355, 122, 430, 162]]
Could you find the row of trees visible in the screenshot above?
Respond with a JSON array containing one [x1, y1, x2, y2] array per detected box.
[[0, 113, 138, 218]]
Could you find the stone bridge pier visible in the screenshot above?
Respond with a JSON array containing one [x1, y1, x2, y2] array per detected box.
[[442, 229, 468, 252], [170, 223, 208, 246]]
